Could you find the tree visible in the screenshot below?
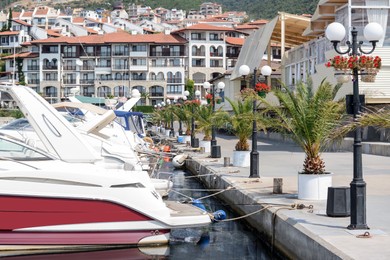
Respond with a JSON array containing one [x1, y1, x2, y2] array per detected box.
[[262, 78, 345, 174]]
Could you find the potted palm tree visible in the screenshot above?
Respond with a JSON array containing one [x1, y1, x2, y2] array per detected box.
[[194, 103, 224, 153], [216, 96, 267, 167], [262, 79, 345, 200]]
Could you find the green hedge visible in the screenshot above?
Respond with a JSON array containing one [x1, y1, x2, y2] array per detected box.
[[133, 106, 154, 113]]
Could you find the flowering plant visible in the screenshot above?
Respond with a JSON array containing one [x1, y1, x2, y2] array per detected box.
[[205, 93, 213, 100], [358, 55, 381, 70], [325, 55, 382, 71], [184, 99, 201, 106], [255, 82, 271, 93], [240, 87, 258, 99]]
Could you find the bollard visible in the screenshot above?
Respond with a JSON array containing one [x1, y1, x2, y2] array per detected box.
[[273, 178, 283, 194], [224, 157, 230, 167]]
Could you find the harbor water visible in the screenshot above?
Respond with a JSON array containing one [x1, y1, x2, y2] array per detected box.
[[4, 162, 285, 259]]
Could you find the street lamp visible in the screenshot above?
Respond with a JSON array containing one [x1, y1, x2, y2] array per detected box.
[[325, 22, 382, 230], [239, 64, 272, 178], [178, 95, 187, 135], [166, 98, 174, 137], [203, 81, 225, 158]]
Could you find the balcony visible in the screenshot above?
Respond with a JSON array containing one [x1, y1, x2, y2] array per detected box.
[[167, 78, 182, 84], [27, 65, 39, 70], [62, 52, 77, 58], [28, 79, 40, 84], [113, 65, 129, 70], [80, 79, 95, 84], [63, 66, 76, 71], [210, 52, 223, 57], [113, 51, 129, 56], [42, 65, 58, 70], [191, 37, 206, 41], [149, 92, 164, 97], [96, 52, 111, 57], [192, 52, 205, 56], [81, 66, 94, 70], [63, 79, 76, 84], [150, 51, 185, 57]]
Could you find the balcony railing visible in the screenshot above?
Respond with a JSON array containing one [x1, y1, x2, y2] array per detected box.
[[80, 79, 95, 84], [113, 51, 129, 56], [150, 51, 185, 56], [192, 52, 205, 56], [149, 92, 164, 97], [63, 66, 76, 70], [167, 78, 182, 83], [96, 52, 111, 57], [43, 65, 58, 70], [193, 78, 206, 84], [45, 78, 58, 81], [113, 65, 129, 70], [28, 79, 40, 84], [210, 52, 223, 57], [192, 64, 205, 67], [27, 65, 39, 70], [81, 66, 94, 70], [62, 52, 77, 58], [63, 79, 76, 84], [191, 37, 206, 41]]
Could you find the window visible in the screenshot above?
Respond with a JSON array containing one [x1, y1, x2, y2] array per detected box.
[[132, 44, 146, 52], [132, 59, 146, 66], [42, 45, 58, 53]]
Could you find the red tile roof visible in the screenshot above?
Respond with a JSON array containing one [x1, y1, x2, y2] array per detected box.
[[0, 31, 20, 36], [21, 12, 33, 18], [225, 37, 245, 46], [235, 24, 259, 30], [72, 17, 84, 24], [13, 19, 32, 27], [47, 29, 62, 37], [35, 8, 49, 16], [2, 52, 39, 60], [31, 31, 187, 45]]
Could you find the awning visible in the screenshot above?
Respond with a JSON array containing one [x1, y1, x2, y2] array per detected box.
[[231, 12, 316, 80]]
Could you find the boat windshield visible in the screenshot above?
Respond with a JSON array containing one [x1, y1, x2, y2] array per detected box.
[[0, 137, 52, 161]]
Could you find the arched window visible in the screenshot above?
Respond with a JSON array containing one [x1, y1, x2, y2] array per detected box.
[[149, 72, 157, 80], [97, 86, 111, 97], [114, 85, 129, 97], [157, 72, 164, 80], [115, 72, 122, 80]]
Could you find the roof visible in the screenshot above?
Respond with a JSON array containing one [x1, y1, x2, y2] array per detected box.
[[72, 17, 84, 24], [303, 0, 348, 36], [47, 29, 62, 37], [225, 37, 245, 46], [13, 19, 32, 27], [0, 31, 20, 36], [2, 52, 39, 60], [31, 31, 187, 45]]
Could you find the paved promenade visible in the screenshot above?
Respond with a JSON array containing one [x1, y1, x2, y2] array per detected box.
[[176, 133, 390, 259]]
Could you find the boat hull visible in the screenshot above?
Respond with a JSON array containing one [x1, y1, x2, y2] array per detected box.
[[0, 195, 169, 245]]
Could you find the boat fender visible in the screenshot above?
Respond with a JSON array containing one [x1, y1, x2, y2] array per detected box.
[[212, 210, 226, 222], [172, 153, 188, 168], [191, 199, 206, 211]]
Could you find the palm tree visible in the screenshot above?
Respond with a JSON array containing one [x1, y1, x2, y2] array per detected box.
[[216, 97, 267, 151], [194, 104, 224, 141], [263, 78, 345, 174]]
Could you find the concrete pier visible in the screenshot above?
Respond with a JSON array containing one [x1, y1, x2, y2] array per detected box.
[[175, 135, 390, 259]]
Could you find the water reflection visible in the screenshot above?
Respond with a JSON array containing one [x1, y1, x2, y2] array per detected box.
[[165, 166, 279, 260]]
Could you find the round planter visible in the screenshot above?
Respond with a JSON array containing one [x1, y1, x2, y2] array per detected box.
[[199, 140, 211, 153], [298, 172, 333, 200], [335, 74, 351, 84], [180, 135, 191, 144], [232, 150, 250, 167]]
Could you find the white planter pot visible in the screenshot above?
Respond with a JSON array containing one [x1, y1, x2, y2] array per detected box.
[[180, 135, 191, 144], [232, 150, 250, 167], [199, 140, 211, 153], [298, 173, 333, 200]]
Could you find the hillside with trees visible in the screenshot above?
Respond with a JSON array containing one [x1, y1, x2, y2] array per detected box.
[[4, 0, 319, 20]]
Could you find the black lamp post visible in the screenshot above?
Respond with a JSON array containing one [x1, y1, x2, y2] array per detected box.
[[185, 90, 200, 148], [178, 96, 186, 135], [166, 99, 175, 137], [325, 22, 383, 230], [203, 81, 225, 158], [239, 64, 272, 178]]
